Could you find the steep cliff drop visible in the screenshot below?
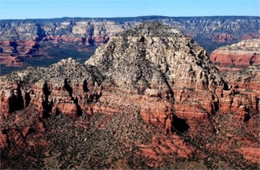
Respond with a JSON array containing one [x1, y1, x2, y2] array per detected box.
[[0, 22, 259, 169]]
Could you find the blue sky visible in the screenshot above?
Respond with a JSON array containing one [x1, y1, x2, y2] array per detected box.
[[0, 0, 259, 19]]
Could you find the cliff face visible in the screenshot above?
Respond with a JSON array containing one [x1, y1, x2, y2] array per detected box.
[[0, 22, 259, 169], [0, 16, 259, 71], [0, 20, 138, 41], [210, 39, 260, 72]]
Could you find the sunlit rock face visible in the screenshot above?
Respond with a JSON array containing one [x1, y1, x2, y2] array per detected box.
[[210, 39, 260, 72]]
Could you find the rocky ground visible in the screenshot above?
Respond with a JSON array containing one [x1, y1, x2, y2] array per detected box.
[[0, 22, 259, 169]]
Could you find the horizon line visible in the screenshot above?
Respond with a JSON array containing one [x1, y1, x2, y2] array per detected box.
[[1, 15, 259, 21]]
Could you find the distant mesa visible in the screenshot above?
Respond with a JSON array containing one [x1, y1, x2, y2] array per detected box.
[[241, 33, 260, 40], [211, 33, 234, 43], [210, 39, 260, 72]]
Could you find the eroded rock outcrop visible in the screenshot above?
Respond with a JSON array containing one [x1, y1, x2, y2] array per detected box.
[[0, 57, 103, 119], [86, 22, 228, 132], [212, 33, 234, 43], [222, 65, 260, 115], [210, 39, 260, 72]]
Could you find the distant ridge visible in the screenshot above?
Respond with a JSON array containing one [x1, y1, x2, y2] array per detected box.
[[0, 16, 259, 53], [0, 15, 259, 22]]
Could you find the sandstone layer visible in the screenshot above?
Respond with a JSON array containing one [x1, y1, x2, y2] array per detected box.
[[210, 39, 260, 72]]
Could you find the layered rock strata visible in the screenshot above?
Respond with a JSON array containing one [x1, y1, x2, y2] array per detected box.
[[210, 39, 260, 72]]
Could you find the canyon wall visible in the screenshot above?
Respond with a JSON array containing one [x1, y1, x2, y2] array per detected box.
[[1, 16, 259, 43]]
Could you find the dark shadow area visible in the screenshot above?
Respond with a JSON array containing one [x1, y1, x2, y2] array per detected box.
[[36, 24, 46, 41], [42, 82, 52, 118], [83, 80, 89, 92], [75, 97, 83, 117], [8, 85, 24, 113], [172, 115, 190, 133], [88, 38, 95, 46], [214, 102, 219, 113], [249, 54, 256, 65], [81, 37, 86, 44], [64, 79, 73, 97], [223, 82, 229, 90], [139, 36, 146, 43], [25, 92, 31, 107], [64, 79, 82, 117], [244, 114, 251, 122], [43, 82, 51, 96], [9, 41, 18, 53], [212, 95, 219, 113]]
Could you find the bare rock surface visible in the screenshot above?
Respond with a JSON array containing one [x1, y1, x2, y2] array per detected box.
[[210, 39, 260, 72]]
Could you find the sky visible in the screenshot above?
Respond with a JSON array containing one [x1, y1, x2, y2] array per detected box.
[[0, 0, 259, 19]]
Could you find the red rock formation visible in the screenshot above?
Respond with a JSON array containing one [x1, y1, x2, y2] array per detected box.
[[0, 54, 25, 67], [238, 147, 260, 164], [0, 23, 259, 169], [0, 130, 8, 149], [93, 35, 109, 45], [212, 33, 234, 43], [210, 39, 260, 72], [221, 65, 260, 116], [0, 40, 39, 67], [1, 23, 257, 133], [241, 33, 260, 40], [42, 35, 82, 44], [137, 133, 195, 167], [42, 35, 109, 46], [0, 35, 110, 67]]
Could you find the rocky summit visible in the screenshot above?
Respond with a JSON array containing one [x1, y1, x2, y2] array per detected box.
[[0, 22, 259, 169]]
